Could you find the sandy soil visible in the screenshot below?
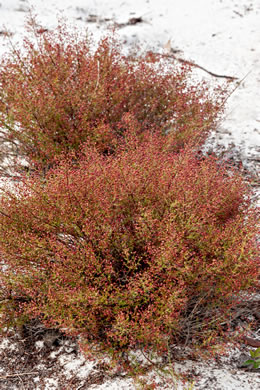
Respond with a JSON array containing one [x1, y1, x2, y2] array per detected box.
[[0, 1, 259, 389]]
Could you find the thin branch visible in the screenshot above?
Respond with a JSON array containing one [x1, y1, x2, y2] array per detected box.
[[221, 70, 252, 106], [0, 371, 38, 379], [156, 52, 239, 80], [0, 210, 12, 219], [242, 336, 260, 348], [94, 60, 100, 91]]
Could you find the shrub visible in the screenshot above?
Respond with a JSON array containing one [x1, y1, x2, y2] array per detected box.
[[0, 131, 258, 355], [0, 18, 223, 170]]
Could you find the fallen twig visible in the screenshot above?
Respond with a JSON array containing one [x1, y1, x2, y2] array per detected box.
[[242, 336, 260, 348], [0, 371, 38, 379], [220, 70, 252, 106], [156, 52, 239, 80]]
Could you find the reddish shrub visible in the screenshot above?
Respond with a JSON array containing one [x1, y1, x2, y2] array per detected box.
[[0, 131, 258, 354], [0, 19, 223, 170]]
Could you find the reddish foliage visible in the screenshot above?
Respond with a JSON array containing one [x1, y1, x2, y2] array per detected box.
[[0, 19, 258, 363], [0, 19, 223, 169], [0, 131, 258, 353]]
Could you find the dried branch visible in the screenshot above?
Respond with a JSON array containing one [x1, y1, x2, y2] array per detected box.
[[242, 336, 260, 348], [0, 371, 38, 379], [157, 51, 239, 80]]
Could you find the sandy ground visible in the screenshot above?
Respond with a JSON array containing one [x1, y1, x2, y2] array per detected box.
[[0, 1, 259, 389]]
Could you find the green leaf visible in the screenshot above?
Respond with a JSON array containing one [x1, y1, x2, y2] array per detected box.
[[249, 347, 260, 358], [244, 359, 255, 366], [250, 350, 255, 357], [254, 347, 260, 358]]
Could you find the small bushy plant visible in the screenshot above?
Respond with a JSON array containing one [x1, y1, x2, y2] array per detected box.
[[0, 130, 258, 355], [243, 348, 260, 369], [0, 18, 223, 170]]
